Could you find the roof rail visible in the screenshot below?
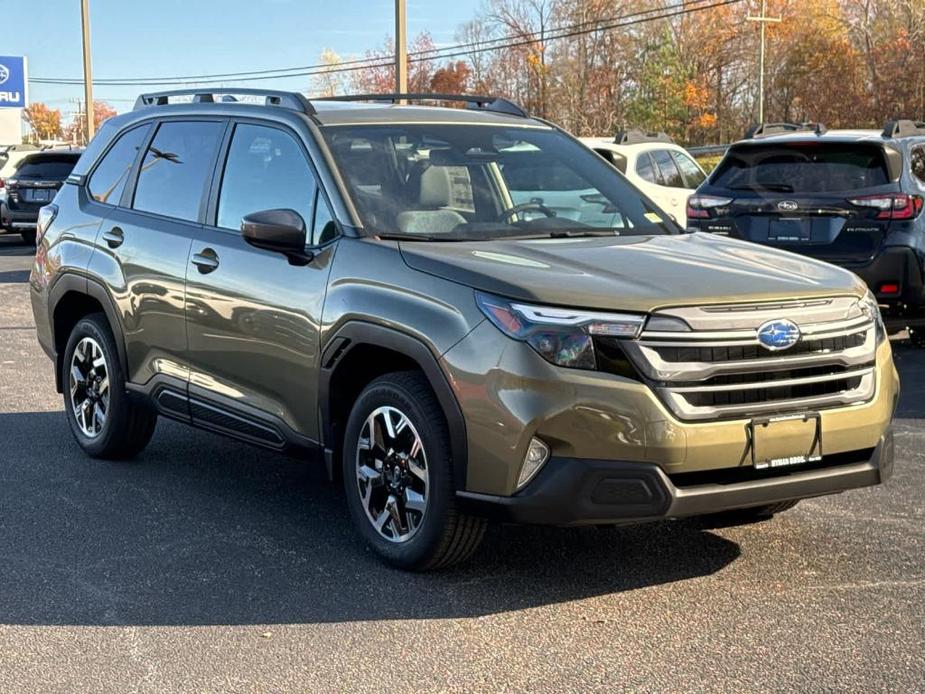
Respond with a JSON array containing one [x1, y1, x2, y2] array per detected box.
[[319, 93, 528, 118], [613, 128, 673, 145], [881, 119, 925, 139], [133, 88, 315, 115], [745, 122, 826, 138]]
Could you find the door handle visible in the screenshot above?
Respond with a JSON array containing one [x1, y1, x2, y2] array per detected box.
[[191, 248, 220, 274], [102, 226, 124, 249]]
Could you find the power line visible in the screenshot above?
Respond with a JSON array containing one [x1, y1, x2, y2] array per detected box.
[[30, 0, 741, 87]]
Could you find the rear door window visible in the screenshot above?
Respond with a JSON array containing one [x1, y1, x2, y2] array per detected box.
[[14, 155, 80, 180], [88, 123, 151, 205], [216, 123, 316, 231], [132, 120, 225, 222], [635, 153, 658, 183], [650, 149, 685, 188], [711, 143, 891, 193], [672, 151, 706, 188]]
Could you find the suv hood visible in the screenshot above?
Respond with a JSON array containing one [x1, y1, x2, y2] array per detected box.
[[399, 232, 866, 313]]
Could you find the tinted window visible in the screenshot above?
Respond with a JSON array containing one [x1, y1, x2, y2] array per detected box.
[[217, 124, 316, 231], [594, 148, 627, 174], [672, 151, 706, 188], [711, 143, 890, 193], [312, 192, 338, 245], [15, 155, 80, 180], [651, 149, 685, 188], [502, 154, 591, 192], [911, 146, 925, 185], [133, 121, 224, 222], [88, 124, 150, 204], [636, 153, 657, 183]]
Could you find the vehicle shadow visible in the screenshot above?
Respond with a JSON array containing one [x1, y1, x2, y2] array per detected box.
[[0, 411, 739, 627], [0, 270, 29, 283]]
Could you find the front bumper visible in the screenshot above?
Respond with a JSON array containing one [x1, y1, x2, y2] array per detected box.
[[458, 431, 893, 526]]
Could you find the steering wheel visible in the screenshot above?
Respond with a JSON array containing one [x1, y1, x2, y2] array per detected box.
[[496, 201, 556, 223]]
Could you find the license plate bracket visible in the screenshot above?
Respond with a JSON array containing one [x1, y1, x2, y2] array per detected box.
[[748, 412, 823, 470], [768, 218, 811, 242]]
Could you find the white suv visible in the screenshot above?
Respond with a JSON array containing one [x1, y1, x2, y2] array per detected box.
[[581, 130, 706, 227]]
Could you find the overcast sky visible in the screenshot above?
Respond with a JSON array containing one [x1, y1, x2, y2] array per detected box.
[[7, 0, 481, 119]]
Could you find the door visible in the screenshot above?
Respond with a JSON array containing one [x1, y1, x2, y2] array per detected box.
[[89, 119, 226, 389], [184, 121, 338, 443]]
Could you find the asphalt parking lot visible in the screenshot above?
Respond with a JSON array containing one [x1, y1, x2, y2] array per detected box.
[[0, 231, 923, 693]]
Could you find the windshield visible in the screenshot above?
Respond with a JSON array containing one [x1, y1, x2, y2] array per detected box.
[[711, 142, 890, 194], [321, 124, 679, 240]]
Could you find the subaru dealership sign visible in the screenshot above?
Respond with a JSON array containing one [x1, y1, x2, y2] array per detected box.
[[0, 56, 27, 108]]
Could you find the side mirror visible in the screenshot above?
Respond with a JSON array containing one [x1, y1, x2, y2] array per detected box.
[[241, 208, 313, 265]]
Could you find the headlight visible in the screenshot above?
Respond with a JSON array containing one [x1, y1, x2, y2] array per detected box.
[[475, 292, 645, 369], [860, 290, 886, 344]]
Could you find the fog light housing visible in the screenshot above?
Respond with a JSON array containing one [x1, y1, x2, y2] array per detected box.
[[517, 437, 550, 491]]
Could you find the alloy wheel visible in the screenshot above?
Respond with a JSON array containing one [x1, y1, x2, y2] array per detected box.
[[69, 337, 110, 438], [355, 405, 429, 543]]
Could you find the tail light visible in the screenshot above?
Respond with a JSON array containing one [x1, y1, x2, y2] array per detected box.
[[0, 178, 4, 189], [687, 194, 732, 219], [848, 193, 923, 220], [36, 204, 57, 244]]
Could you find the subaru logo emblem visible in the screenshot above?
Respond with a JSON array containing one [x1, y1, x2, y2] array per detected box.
[[757, 319, 801, 351], [777, 200, 799, 212], [0, 65, 8, 85]]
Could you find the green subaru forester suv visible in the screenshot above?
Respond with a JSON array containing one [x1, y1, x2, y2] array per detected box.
[[30, 90, 898, 569]]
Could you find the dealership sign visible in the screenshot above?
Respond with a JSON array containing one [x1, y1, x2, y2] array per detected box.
[[0, 56, 27, 108]]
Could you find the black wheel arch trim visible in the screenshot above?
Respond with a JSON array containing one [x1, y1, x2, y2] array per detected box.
[[47, 272, 129, 394], [319, 321, 469, 490]]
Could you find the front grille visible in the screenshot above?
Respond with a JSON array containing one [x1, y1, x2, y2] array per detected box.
[[621, 296, 877, 421]]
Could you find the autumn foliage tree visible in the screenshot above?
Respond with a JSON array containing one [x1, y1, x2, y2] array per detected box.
[[331, 0, 925, 144], [64, 101, 117, 144], [23, 103, 63, 141]]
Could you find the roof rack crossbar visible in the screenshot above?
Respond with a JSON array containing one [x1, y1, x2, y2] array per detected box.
[[745, 122, 827, 139], [881, 119, 925, 139], [133, 88, 316, 115], [318, 93, 528, 118], [613, 128, 673, 145]]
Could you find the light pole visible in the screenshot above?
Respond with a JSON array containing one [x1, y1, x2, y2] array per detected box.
[[747, 0, 780, 123], [395, 0, 407, 95], [80, 0, 94, 142]]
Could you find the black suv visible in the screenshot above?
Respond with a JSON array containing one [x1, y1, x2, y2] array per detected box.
[[687, 120, 925, 344], [2, 149, 82, 245]]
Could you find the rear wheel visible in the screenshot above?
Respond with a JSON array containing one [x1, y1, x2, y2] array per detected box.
[[63, 314, 157, 459], [20, 229, 36, 246], [342, 371, 486, 570]]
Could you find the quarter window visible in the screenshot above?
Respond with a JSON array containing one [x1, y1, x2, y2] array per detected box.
[[312, 192, 338, 245], [672, 151, 706, 188], [132, 121, 224, 223], [88, 123, 151, 205], [217, 123, 316, 232], [911, 146, 925, 185], [651, 149, 685, 188]]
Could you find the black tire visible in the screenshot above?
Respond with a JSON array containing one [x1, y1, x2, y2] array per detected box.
[[62, 313, 157, 459], [342, 371, 486, 570], [20, 229, 36, 246]]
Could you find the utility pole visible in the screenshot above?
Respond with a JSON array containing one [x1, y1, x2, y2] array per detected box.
[[395, 0, 407, 95], [80, 0, 95, 142], [746, 0, 780, 123]]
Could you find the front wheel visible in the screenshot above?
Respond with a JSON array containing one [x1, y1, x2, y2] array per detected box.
[[342, 371, 486, 570], [62, 314, 157, 459]]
